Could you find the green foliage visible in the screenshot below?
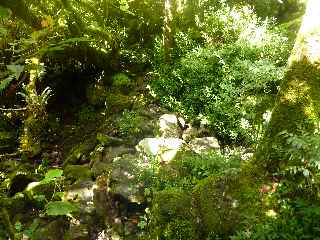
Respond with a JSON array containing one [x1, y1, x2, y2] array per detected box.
[[152, 4, 290, 144], [139, 151, 245, 239], [232, 131, 320, 239], [77, 105, 96, 123], [146, 189, 197, 240], [117, 109, 142, 137], [0, 6, 10, 19], [112, 73, 131, 88], [41, 169, 63, 184], [0, 0, 311, 239], [45, 201, 79, 216], [231, 202, 320, 240]]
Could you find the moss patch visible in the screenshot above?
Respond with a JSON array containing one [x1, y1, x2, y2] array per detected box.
[[148, 188, 197, 239], [193, 169, 262, 237], [256, 60, 320, 172]]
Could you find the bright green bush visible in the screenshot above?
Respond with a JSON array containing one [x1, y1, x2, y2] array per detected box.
[[152, 4, 290, 144], [117, 110, 142, 137]]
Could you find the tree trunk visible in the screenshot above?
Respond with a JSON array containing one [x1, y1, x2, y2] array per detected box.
[[256, 0, 320, 172], [163, 0, 176, 63]]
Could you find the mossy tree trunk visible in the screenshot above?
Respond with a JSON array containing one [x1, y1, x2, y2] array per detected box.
[[256, 0, 320, 172]]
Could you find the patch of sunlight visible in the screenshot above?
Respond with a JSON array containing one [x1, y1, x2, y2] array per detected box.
[[164, 0, 172, 20], [299, 0, 320, 35], [291, 0, 320, 64], [282, 80, 310, 103], [306, 36, 320, 63], [265, 209, 277, 218], [304, 102, 317, 119]]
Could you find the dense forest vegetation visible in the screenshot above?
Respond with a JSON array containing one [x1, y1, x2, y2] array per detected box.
[[1, 0, 320, 239]]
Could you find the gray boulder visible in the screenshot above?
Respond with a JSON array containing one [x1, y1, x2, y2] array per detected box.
[[159, 114, 185, 138], [136, 137, 185, 163], [188, 137, 220, 154]]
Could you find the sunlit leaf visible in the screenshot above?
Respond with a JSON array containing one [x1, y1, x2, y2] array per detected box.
[[7, 65, 24, 79], [43, 169, 63, 182], [46, 201, 79, 216]]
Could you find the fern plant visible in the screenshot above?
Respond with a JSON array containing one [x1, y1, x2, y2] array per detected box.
[[0, 65, 24, 96]]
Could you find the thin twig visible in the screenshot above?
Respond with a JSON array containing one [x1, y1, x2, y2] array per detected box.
[[0, 107, 27, 111]]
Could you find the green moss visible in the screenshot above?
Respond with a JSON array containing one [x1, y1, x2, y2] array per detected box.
[[64, 165, 91, 182], [148, 189, 197, 239], [64, 136, 97, 165], [162, 219, 197, 240], [20, 116, 47, 156], [105, 92, 132, 113], [256, 60, 320, 172], [153, 189, 192, 222], [193, 170, 262, 237]]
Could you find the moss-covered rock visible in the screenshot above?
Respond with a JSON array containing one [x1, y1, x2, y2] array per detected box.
[[64, 165, 92, 183], [64, 136, 97, 165], [32, 219, 67, 240], [148, 189, 197, 239], [193, 169, 262, 237]]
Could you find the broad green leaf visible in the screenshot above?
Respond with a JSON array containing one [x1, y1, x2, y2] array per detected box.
[[53, 192, 64, 200], [46, 201, 79, 216], [43, 169, 63, 182], [23, 219, 40, 237], [7, 65, 24, 79]]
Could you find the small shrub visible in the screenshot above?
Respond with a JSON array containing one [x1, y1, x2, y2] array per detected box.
[[112, 73, 132, 92], [117, 110, 142, 137], [152, 3, 290, 144]]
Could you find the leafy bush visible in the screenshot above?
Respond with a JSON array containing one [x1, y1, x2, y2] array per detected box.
[[112, 73, 132, 89], [117, 110, 142, 137], [152, 4, 290, 144]]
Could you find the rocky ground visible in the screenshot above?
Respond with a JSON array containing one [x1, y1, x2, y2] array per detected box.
[[0, 80, 253, 239]]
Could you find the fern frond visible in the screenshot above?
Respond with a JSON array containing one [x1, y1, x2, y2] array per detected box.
[[39, 87, 53, 105], [0, 76, 14, 96]]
